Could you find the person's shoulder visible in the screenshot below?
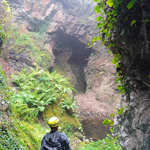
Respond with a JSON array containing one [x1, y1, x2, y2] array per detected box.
[[60, 132, 66, 136], [43, 132, 50, 138], [59, 132, 68, 139]]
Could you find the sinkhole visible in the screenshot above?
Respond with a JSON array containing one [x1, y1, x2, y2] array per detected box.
[[51, 30, 93, 93]]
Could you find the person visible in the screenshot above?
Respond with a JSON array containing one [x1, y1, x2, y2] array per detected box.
[[40, 117, 72, 150]]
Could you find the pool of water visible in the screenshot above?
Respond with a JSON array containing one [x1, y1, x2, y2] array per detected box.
[[81, 116, 111, 140]]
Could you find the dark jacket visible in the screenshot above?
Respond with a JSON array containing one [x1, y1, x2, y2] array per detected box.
[[41, 131, 71, 150]]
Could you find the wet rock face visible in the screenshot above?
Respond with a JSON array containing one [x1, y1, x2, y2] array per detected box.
[[114, 87, 150, 150], [112, 0, 150, 149], [115, 61, 150, 149], [114, 60, 150, 149], [7, 0, 97, 72], [8, 50, 34, 71], [8, 0, 96, 43], [114, 76, 150, 148]]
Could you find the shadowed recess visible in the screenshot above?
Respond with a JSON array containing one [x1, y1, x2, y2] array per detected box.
[[52, 30, 93, 92]]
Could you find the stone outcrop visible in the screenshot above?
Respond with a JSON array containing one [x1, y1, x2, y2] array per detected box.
[[106, 0, 150, 149]]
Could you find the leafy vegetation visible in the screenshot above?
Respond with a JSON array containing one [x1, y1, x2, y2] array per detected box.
[[0, 67, 80, 150], [11, 68, 75, 119], [91, 1, 142, 148], [3, 25, 50, 68], [0, 1, 50, 69], [92, 0, 138, 46], [60, 96, 78, 113], [0, 68, 26, 149], [8, 117, 47, 150], [0, 129, 26, 150], [80, 134, 122, 150], [0, 67, 8, 99], [0, 67, 11, 130], [0, 0, 11, 44], [103, 105, 128, 133], [92, 0, 142, 103], [0, 2, 81, 148]]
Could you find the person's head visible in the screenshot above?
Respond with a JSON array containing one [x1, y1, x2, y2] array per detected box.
[[48, 117, 59, 131]]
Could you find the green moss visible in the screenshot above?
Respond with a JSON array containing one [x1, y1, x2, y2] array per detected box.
[[9, 112, 47, 150], [44, 102, 80, 130], [4, 26, 51, 70], [8, 99, 80, 149]]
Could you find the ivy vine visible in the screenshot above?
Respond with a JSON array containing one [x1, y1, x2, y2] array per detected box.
[[92, 0, 138, 48]]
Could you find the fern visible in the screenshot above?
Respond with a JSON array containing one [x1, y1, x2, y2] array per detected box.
[[60, 96, 78, 112], [11, 68, 75, 118]]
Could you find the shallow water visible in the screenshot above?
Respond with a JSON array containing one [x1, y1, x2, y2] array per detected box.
[[81, 116, 111, 140]]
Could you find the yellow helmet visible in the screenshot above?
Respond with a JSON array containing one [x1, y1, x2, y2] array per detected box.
[[48, 117, 59, 127]]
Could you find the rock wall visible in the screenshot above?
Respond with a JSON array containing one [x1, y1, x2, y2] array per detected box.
[[108, 0, 150, 149]]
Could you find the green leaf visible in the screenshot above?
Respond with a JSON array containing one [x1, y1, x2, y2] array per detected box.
[[107, 16, 111, 21], [96, 16, 103, 22], [92, 36, 97, 41], [93, 0, 98, 2], [127, 0, 137, 9], [110, 127, 113, 132], [110, 113, 115, 117], [131, 20, 136, 26], [124, 17, 128, 22], [94, 5, 101, 13], [108, 50, 111, 53], [103, 119, 111, 125], [107, 23, 113, 29], [38, 106, 45, 112], [118, 108, 124, 115], [144, 18, 148, 23], [106, 0, 114, 7]]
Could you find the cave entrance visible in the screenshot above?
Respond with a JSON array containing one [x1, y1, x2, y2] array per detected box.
[[51, 30, 93, 93]]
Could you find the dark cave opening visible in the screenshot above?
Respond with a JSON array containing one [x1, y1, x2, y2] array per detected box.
[[51, 30, 93, 93]]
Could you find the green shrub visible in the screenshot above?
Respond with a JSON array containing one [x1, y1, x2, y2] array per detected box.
[[11, 68, 75, 119], [60, 122, 74, 136], [0, 129, 26, 150], [80, 134, 122, 150], [0, 0, 11, 44], [60, 96, 78, 113], [6, 26, 50, 68], [0, 67, 7, 92]]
